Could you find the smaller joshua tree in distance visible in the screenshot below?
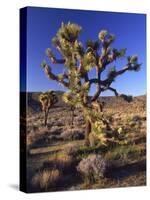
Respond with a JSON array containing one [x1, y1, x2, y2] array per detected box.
[[39, 90, 58, 127]]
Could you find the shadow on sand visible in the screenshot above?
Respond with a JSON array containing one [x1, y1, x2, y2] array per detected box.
[[9, 184, 19, 191], [106, 159, 146, 180]]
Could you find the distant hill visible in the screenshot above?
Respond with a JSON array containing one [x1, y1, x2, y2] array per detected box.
[[23, 91, 146, 114]]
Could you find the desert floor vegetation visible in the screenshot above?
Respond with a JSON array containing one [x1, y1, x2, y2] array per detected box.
[[25, 93, 146, 192]]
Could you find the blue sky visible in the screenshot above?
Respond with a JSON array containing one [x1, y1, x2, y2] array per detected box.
[[25, 7, 146, 96]]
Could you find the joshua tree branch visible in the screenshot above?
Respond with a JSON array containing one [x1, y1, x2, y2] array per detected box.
[[105, 87, 119, 96], [89, 78, 100, 85], [50, 57, 65, 64], [115, 65, 131, 76], [89, 64, 129, 87], [101, 86, 133, 102], [101, 64, 137, 86], [46, 48, 65, 64], [42, 64, 69, 88], [77, 61, 82, 74], [100, 53, 115, 73], [76, 60, 90, 82]]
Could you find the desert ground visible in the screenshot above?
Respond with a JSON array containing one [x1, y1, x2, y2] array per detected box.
[[23, 92, 146, 192]]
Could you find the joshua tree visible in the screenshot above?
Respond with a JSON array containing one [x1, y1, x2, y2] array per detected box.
[[41, 22, 141, 146], [39, 90, 58, 127]]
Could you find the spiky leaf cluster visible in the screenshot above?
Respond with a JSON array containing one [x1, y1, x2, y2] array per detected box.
[[127, 55, 141, 71], [86, 40, 100, 51], [57, 22, 81, 42], [98, 30, 115, 45], [98, 30, 108, 42], [82, 51, 97, 71], [112, 48, 126, 58], [62, 81, 90, 108]]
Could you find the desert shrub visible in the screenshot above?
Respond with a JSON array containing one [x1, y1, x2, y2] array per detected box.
[[32, 125, 39, 132], [105, 112, 114, 122], [125, 116, 142, 132], [31, 169, 61, 191], [54, 121, 64, 127], [60, 128, 84, 140], [77, 154, 108, 184], [27, 131, 49, 148], [132, 115, 141, 122], [128, 121, 136, 127], [49, 126, 63, 134], [47, 135, 62, 142], [66, 145, 107, 160], [126, 115, 142, 128]]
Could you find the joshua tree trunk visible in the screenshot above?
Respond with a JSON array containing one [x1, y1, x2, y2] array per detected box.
[[70, 106, 74, 127], [84, 100, 105, 146], [85, 119, 91, 146], [44, 110, 47, 126], [44, 110, 49, 127]]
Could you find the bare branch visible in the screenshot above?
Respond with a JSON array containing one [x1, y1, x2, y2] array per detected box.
[[99, 48, 127, 74], [101, 86, 133, 102], [101, 64, 137, 87], [107, 87, 119, 96], [77, 61, 82, 74], [89, 78, 100, 85]]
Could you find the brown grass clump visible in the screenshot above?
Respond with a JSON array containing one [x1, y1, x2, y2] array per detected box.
[[56, 154, 72, 162], [31, 169, 61, 191], [47, 153, 74, 171]]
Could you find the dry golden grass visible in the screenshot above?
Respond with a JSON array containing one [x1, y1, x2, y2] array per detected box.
[[43, 153, 74, 172], [49, 153, 72, 163], [31, 169, 61, 191]]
